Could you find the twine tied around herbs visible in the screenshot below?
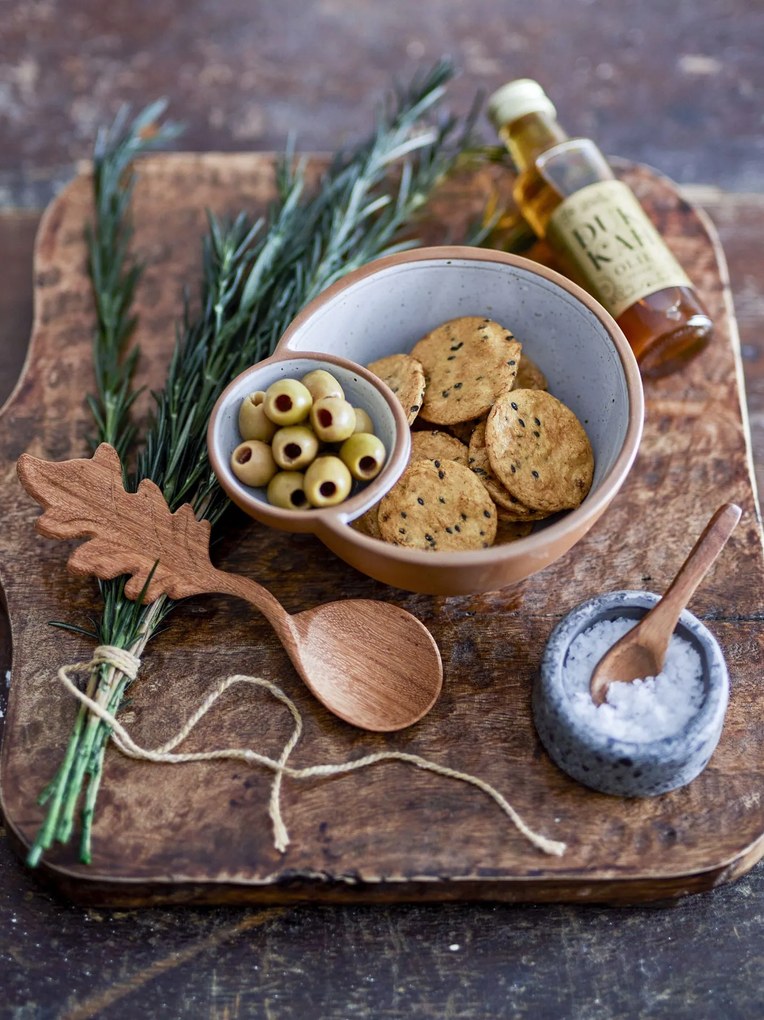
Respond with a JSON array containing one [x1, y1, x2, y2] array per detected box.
[[58, 645, 567, 857]]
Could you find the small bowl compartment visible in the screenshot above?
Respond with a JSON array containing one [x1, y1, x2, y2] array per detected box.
[[208, 352, 411, 533]]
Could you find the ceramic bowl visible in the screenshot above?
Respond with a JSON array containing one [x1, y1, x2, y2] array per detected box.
[[533, 590, 730, 796], [208, 246, 644, 595]]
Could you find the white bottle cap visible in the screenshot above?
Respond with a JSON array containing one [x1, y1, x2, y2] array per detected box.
[[487, 79, 557, 128]]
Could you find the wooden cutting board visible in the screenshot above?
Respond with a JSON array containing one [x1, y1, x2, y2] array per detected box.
[[1, 154, 762, 906]]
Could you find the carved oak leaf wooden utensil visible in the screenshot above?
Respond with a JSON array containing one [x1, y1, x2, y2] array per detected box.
[[17, 443, 443, 731], [589, 503, 741, 706]]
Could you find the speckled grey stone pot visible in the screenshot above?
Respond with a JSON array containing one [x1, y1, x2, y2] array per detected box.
[[533, 590, 730, 797]]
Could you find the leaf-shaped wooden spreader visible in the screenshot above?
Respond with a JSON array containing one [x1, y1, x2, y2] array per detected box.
[[17, 443, 443, 731]]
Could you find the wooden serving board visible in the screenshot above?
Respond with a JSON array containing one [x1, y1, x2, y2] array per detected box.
[[1, 154, 762, 906]]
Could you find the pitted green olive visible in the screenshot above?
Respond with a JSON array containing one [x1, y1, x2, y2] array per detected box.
[[301, 368, 344, 402], [310, 396, 356, 442], [339, 432, 386, 481], [238, 391, 277, 442], [230, 440, 277, 488], [304, 456, 352, 507], [352, 407, 375, 435], [267, 471, 309, 510], [263, 378, 313, 426], [271, 425, 319, 470]]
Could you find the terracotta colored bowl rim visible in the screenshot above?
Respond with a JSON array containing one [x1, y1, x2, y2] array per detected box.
[[276, 246, 644, 568]]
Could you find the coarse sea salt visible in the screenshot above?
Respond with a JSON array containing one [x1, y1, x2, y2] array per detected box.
[[563, 617, 705, 743]]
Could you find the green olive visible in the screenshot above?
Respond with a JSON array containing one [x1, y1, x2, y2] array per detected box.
[[310, 396, 356, 442], [267, 471, 309, 510], [352, 406, 375, 435], [301, 368, 344, 402], [238, 391, 277, 442], [304, 455, 352, 507], [230, 440, 277, 488], [339, 433, 386, 481], [271, 425, 319, 470], [263, 378, 313, 426]]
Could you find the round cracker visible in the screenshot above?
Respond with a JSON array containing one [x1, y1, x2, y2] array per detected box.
[[447, 415, 484, 445], [411, 316, 522, 425], [495, 515, 534, 544], [378, 460, 497, 552], [514, 353, 548, 391], [410, 429, 469, 466], [367, 353, 426, 425], [468, 421, 546, 519], [486, 389, 594, 514], [350, 503, 382, 540]]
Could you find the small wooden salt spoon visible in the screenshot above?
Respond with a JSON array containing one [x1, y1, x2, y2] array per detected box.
[[17, 443, 443, 732], [589, 503, 741, 706]]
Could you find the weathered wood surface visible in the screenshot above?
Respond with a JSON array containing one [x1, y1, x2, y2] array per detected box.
[[0, 155, 762, 908]]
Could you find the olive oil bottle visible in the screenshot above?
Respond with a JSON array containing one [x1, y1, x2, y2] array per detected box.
[[487, 79, 713, 378]]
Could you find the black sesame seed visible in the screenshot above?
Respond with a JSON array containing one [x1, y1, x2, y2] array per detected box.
[[533, 430, 540, 438], [417, 497, 424, 505], [532, 470, 539, 478], [511, 401, 518, 410], [438, 496, 446, 504], [425, 533, 434, 542], [454, 382, 462, 389], [510, 465, 516, 474], [534, 417, 540, 426], [438, 470, 445, 479], [434, 459, 441, 467], [483, 509, 491, 518], [450, 341, 463, 351], [399, 528, 406, 534], [401, 511, 407, 518], [461, 512, 468, 520], [454, 524, 461, 532], [447, 355, 455, 361], [507, 359, 516, 366], [445, 527, 453, 534], [441, 389, 450, 398], [410, 404, 420, 412], [518, 418, 526, 427]]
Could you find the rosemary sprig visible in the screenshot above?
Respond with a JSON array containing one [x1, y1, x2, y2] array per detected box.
[[30, 61, 477, 866], [86, 100, 183, 464]]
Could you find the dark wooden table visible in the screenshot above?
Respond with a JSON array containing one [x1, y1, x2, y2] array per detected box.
[[2, 3, 763, 1016]]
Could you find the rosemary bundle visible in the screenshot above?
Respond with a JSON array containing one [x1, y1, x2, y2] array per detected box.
[[30, 61, 479, 866]]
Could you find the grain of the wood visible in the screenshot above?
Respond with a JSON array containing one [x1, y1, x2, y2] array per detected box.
[[17, 442, 443, 731], [0, 156, 762, 908], [590, 503, 742, 703]]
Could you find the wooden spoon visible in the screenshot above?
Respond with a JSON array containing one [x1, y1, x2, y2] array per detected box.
[[17, 443, 443, 732], [205, 571, 442, 731], [589, 503, 741, 706]]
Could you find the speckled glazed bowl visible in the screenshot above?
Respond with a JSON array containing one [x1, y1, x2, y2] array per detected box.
[[534, 590, 730, 796], [208, 246, 644, 595]]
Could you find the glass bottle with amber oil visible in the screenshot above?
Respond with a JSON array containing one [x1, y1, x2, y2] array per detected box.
[[487, 79, 713, 379]]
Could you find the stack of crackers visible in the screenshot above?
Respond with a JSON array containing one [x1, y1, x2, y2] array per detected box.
[[354, 316, 594, 552]]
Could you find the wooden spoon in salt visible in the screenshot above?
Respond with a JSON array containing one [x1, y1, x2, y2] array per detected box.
[[589, 503, 741, 706]]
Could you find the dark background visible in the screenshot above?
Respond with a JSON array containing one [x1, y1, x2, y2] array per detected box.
[[1, 2, 763, 1017]]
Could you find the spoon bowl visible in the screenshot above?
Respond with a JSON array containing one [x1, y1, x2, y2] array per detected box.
[[290, 600, 442, 730]]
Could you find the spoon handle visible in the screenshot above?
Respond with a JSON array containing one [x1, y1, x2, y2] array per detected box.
[[207, 568, 297, 648], [636, 502, 742, 667]]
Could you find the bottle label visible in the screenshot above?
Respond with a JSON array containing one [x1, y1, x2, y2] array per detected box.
[[547, 179, 692, 319]]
